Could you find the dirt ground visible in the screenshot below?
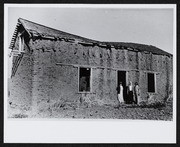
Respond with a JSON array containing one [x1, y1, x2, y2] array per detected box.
[[8, 100, 173, 121]]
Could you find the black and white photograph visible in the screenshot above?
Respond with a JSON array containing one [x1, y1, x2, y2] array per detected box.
[[4, 4, 176, 143]]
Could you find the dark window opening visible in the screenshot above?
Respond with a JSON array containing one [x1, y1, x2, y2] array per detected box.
[[79, 67, 91, 92], [148, 73, 155, 92]]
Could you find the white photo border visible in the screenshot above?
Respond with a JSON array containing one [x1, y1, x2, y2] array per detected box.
[[4, 4, 177, 143]]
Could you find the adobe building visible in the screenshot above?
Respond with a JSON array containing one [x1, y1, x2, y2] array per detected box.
[[8, 18, 173, 111]]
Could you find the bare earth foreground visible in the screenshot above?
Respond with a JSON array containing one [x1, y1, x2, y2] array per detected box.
[[8, 99, 173, 120]]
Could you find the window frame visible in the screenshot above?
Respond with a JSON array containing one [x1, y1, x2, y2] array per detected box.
[[147, 72, 157, 93], [78, 66, 92, 93], [18, 34, 24, 52]]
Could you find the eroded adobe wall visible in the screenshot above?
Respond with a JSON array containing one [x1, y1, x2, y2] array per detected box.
[[112, 49, 173, 103], [151, 54, 173, 102], [29, 39, 119, 108], [169, 56, 173, 98], [29, 40, 79, 111], [53, 41, 134, 106], [92, 68, 117, 105], [157, 55, 173, 101], [135, 52, 173, 102], [9, 38, 33, 109], [29, 38, 173, 109]]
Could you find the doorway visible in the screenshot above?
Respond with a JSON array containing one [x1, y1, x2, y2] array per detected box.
[[117, 71, 127, 103]]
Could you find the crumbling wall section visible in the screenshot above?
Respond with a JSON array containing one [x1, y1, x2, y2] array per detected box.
[[29, 39, 57, 112], [155, 55, 168, 101], [54, 40, 120, 106], [169, 56, 173, 98], [28, 38, 173, 109], [91, 68, 118, 106], [9, 38, 33, 109]]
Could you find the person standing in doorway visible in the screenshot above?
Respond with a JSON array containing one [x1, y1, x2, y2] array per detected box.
[[128, 81, 133, 104], [119, 82, 124, 104], [134, 82, 140, 104], [117, 82, 124, 105]]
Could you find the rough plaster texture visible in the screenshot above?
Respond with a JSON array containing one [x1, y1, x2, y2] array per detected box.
[[10, 37, 173, 111], [9, 37, 33, 109]]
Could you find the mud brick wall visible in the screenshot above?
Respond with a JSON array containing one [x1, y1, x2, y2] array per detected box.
[[10, 36, 173, 110], [29, 38, 173, 108], [92, 68, 117, 106], [53, 40, 126, 106], [9, 38, 33, 108], [137, 52, 173, 102], [29, 39, 120, 108]]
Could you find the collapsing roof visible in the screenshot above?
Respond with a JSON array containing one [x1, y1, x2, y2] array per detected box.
[[9, 18, 172, 57]]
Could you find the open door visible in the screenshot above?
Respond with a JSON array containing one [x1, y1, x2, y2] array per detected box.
[[117, 71, 127, 103]]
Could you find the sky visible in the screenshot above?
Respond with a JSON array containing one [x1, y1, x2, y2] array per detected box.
[[8, 5, 174, 54]]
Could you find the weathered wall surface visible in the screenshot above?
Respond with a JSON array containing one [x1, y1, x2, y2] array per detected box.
[[9, 37, 33, 109], [92, 68, 117, 105], [29, 39, 119, 109], [27, 38, 173, 109], [9, 34, 173, 112]]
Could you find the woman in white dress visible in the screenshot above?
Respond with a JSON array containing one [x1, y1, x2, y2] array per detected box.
[[118, 82, 124, 104]]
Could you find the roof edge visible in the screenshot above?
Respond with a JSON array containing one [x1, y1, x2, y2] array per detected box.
[[10, 18, 173, 57]]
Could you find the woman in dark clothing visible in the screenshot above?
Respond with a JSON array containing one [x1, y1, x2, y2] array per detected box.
[[127, 81, 133, 104]]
